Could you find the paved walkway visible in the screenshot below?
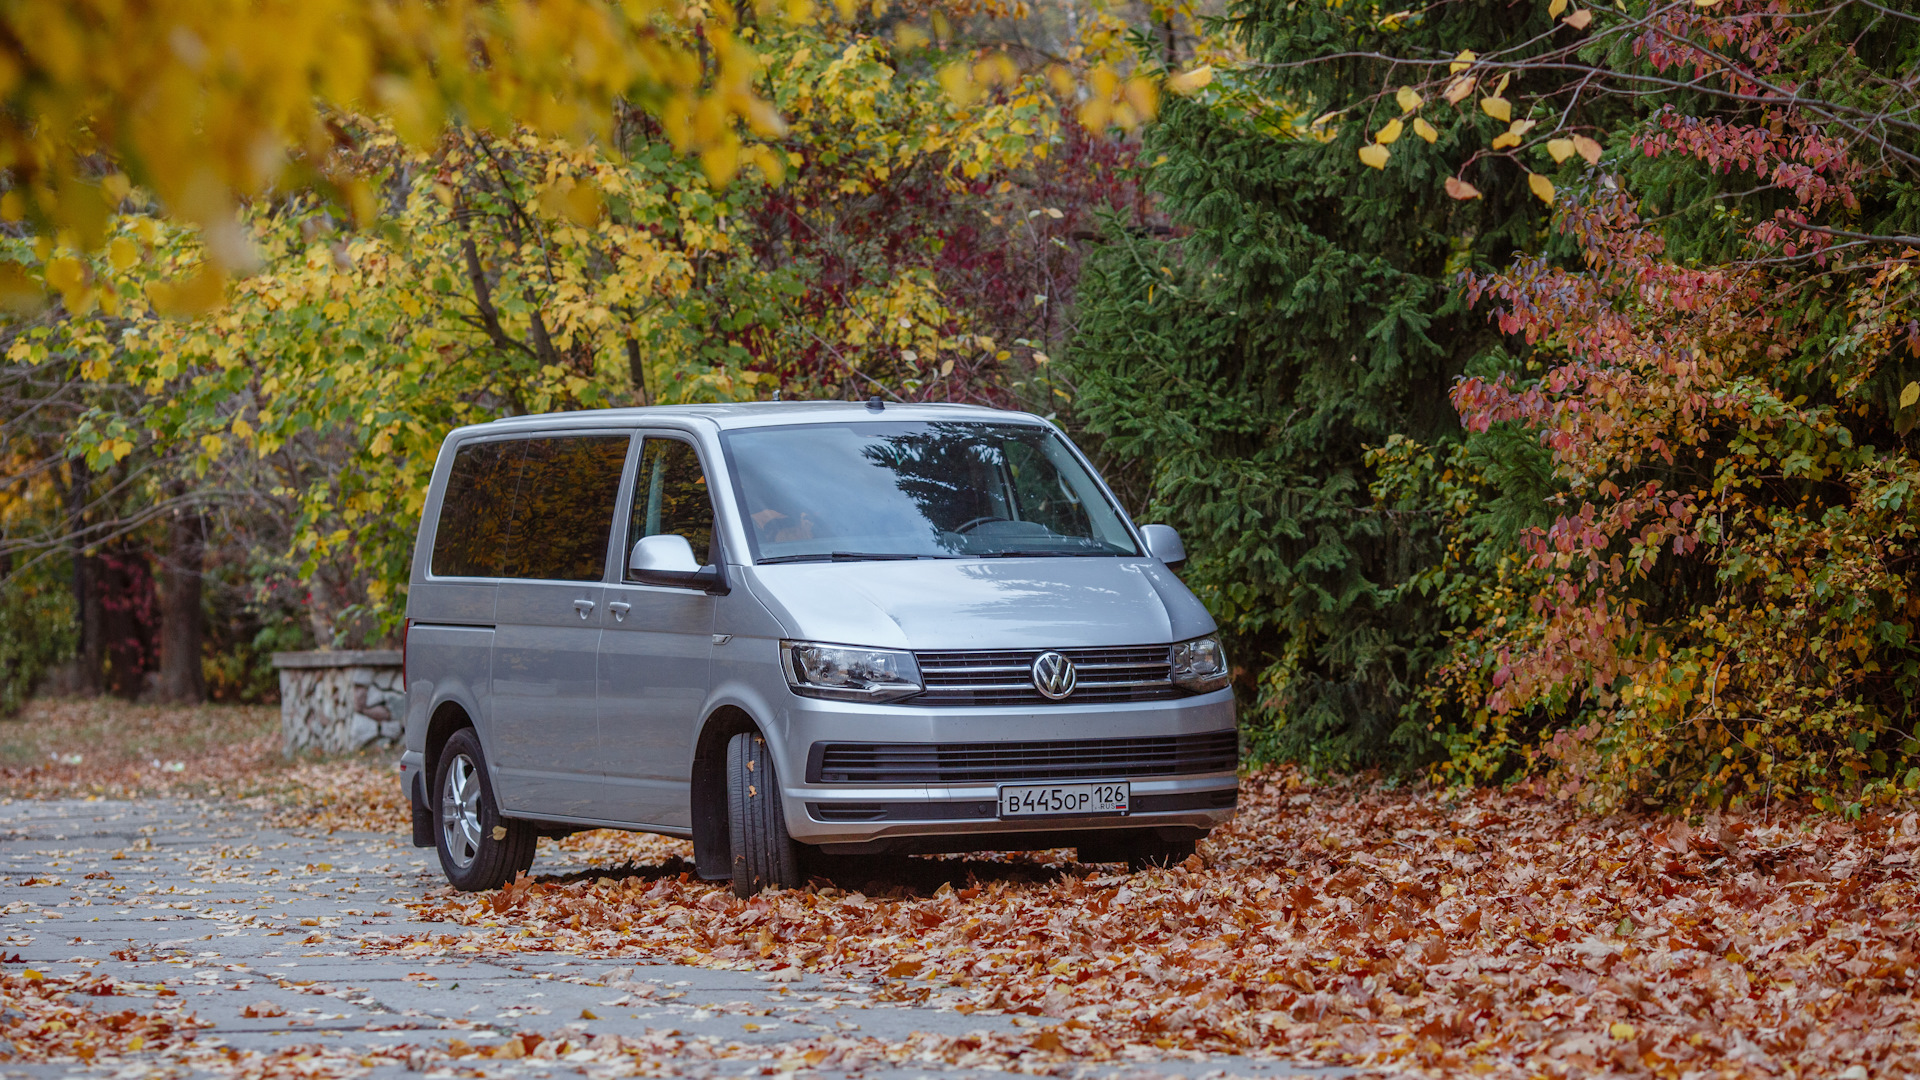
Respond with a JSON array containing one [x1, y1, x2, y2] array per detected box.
[[0, 798, 1346, 1079]]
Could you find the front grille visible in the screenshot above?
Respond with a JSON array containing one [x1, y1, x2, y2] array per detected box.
[[915, 645, 1180, 706], [808, 730, 1240, 784]]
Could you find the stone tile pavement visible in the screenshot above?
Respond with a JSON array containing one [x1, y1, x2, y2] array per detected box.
[[0, 798, 1348, 1079]]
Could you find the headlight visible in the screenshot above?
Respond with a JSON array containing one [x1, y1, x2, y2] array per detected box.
[[781, 641, 924, 702], [1171, 635, 1230, 693]]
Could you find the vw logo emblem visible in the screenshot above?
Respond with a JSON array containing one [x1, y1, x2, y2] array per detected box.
[[1030, 651, 1078, 700]]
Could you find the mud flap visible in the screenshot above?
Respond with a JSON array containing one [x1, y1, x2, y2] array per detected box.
[[410, 771, 434, 848]]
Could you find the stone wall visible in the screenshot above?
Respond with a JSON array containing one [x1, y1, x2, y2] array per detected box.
[[272, 650, 405, 757]]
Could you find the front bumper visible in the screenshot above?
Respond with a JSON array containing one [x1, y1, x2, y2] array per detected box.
[[777, 688, 1238, 848]]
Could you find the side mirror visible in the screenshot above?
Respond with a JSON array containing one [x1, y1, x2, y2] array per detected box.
[[1141, 524, 1187, 569], [630, 535, 724, 591]]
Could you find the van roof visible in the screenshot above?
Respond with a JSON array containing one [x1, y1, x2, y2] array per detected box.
[[479, 400, 1045, 432]]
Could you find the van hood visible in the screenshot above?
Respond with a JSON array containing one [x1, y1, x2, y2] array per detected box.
[[740, 557, 1216, 651]]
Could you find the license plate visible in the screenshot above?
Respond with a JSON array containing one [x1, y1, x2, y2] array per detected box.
[[998, 782, 1129, 818]]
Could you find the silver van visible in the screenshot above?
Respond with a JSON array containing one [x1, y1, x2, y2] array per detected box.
[[398, 403, 1236, 895]]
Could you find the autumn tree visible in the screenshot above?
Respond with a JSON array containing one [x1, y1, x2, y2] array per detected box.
[[0, 1, 1206, 706], [1279, 0, 1920, 807]]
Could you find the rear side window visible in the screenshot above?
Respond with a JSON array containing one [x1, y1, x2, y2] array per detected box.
[[431, 440, 517, 577], [431, 434, 631, 581], [502, 436, 631, 581]]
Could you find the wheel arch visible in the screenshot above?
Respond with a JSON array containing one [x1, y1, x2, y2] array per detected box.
[[691, 706, 761, 880], [424, 700, 476, 800]]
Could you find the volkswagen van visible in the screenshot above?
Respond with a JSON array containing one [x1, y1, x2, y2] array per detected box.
[[397, 402, 1237, 894]]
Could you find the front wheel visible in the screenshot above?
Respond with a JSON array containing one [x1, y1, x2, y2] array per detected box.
[[727, 731, 802, 897], [434, 727, 536, 891]]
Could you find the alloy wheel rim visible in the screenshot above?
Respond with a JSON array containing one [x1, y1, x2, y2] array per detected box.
[[441, 753, 484, 869]]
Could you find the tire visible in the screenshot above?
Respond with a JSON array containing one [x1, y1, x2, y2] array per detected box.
[[727, 731, 802, 897], [433, 727, 536, 891]]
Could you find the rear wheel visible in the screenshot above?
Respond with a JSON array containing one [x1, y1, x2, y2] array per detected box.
[[727, 731, 802, 897], [434, 727, 536, 891]]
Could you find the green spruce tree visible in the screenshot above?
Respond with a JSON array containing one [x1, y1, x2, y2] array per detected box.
[[1069, 0, 1568, 768]]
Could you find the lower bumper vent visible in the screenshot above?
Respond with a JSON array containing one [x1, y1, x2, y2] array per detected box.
[[807, 730, 1239, 785]]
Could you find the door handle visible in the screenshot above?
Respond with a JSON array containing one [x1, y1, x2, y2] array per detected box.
[[607, 601, 631, 623], [573, 599, 596, 620]]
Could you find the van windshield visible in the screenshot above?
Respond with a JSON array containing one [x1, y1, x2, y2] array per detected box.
[[723, 421, 1141, 562]]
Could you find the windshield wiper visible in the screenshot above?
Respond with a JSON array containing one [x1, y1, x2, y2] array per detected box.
[[974, 549, 1124, 558], [758, 552, 956, 564]]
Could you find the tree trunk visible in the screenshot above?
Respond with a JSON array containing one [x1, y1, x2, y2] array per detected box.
[[65, 459, 103, 695], [626, 335, 651, 405], [157, 501, 207, 703]]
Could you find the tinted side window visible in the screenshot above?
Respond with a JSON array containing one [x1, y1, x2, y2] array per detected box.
[[501, 436, 631, 581], [430, 440, 519, 578], [627, 437, 716, 573]]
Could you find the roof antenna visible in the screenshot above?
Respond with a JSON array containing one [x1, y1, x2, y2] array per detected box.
[[865, 394, 885, 411]]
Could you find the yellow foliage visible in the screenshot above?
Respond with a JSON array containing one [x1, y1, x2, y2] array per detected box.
[[1165, 66, 1214, 95], [0, 0, 777, 258]]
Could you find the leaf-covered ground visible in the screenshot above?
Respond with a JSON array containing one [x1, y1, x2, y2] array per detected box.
[[375, 771, 1920, 1078], [0, 698, 281, 800], [0, 699, 413, 833], [0, 968, 209, 1064], [5, 702, 1917, 1076]]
